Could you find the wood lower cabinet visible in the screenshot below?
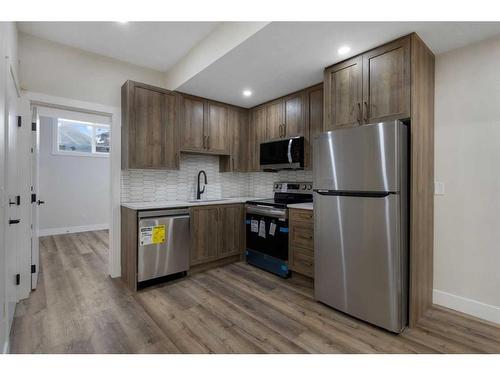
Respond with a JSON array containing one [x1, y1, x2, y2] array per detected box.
[[289, 208, 314, 278], [121, 81, 180, 170], [189, 204, 245, 266], [219, 204, 245, 258], [190, 205, 220, 265]]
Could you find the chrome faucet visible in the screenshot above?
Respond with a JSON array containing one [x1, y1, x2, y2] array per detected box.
[[196, 170, 207, 200]]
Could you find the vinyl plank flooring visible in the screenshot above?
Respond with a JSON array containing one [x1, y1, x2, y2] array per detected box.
[[9, 231, 500, 354]]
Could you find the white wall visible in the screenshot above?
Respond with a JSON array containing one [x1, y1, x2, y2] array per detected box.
[[434, 34, 500, 324], [18, 32, 165, 107], [38, 116, 109, 235]]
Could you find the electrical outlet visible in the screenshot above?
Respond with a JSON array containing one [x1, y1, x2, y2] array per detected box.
[[434, 181, 445, 195]]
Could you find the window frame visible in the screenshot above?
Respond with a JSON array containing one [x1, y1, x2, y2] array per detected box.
[[52, 117, 110, 158]]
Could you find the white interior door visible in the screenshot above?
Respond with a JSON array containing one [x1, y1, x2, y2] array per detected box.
[[30, 107, 40, 289], [5, 72, 20, 330], [0, 29, 7, 352]]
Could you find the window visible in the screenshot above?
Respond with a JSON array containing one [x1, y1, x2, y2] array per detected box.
[[54, 118, 110, 156]]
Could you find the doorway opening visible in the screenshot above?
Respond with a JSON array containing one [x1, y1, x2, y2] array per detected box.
[[30, 103, 113, 289]]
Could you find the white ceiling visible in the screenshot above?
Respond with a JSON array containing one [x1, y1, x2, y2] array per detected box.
[[178, 22, 500, 107], [18, 21, 500, 108], [17, 21, 219, 72]]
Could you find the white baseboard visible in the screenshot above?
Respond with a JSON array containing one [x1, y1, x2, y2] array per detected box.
[[39, 223, 109, 237], [433, 289, 500, 325]]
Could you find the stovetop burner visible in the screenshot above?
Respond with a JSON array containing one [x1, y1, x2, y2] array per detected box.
[[246, 181, 313, 209]]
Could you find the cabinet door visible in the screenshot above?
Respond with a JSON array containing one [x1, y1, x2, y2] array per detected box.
[[129, 85, 179, 169], [248, 105, 267, 171], [266, 99, 284, 140], [324, 56, 362, 131], [305, 84, 324, 170], [283, 92, 305, 137], [206, 102, 229, 154], [218, 204, 245, 258], [181, 95, 205, 152], [233, 109, 248, 171], [190, 206, 219, 265], [362, 37, 411, 123]]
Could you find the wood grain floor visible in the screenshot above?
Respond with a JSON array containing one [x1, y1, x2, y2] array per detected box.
[[9, 231, 500, 354]]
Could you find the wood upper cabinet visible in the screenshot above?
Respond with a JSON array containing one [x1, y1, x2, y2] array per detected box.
[[265, 99, 284, 140], [121, 81, 180, 170], [218, 204, 245, 258], [305, 83, 324, 170], [220, 107, 248, 172], [180, 95, 205, 152], [190, 206, 220, 265], [363, 37, 411, 123], [180, 94, 229, 154], [283, 91, 306, 137], [324, 36, 411, 130], [248, 105, 267, 172], [206, 102, 229, 154], [265, 93, 306, 140], [190, 204, 245, 266], [324, 56, 362, 131]]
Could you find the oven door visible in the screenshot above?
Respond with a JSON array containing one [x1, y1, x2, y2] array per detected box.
[[245, 205, 288, 260], [259, 136, 304, 170]]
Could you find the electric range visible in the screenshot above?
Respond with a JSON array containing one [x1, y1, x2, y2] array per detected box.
[[245, 182, 313, 277]]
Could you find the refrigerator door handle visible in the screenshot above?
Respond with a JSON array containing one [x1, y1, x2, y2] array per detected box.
[[314, 190, 392, 198]]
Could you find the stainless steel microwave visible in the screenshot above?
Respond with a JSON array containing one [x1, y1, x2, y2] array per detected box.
[[259, 136, 305, 171]]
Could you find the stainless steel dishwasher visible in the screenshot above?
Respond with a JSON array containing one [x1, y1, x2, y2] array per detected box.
[[138, 208, 190, 285]]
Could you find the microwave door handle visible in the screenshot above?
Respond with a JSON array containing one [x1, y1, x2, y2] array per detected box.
[[287, 138, 293, 164]]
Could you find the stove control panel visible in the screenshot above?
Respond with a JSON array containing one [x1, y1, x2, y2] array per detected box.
[[273, 181, 313, 194]]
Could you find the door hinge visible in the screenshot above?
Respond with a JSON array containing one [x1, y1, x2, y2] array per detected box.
[[17, 116, 22, 128], [31, 193, 37, 203], [32, 122, 36, 131], [15, 274, 20, 285], [31, 264, 36, 274]]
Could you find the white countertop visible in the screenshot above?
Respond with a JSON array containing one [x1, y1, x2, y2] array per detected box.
[[121, 197, 269, 211], [287, 202, 314, 210]]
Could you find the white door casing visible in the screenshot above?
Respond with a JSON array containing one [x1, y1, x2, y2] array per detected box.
[[30, 106, 40, 289]]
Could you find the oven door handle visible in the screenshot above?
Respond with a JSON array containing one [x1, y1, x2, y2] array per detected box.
[[246, 205, 287, 219]]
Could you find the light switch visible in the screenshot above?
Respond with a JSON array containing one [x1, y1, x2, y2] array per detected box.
[[434, 182, 445, 195]]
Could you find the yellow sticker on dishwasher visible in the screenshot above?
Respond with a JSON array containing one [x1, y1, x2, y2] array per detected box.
[[152, 225, 166, 244]]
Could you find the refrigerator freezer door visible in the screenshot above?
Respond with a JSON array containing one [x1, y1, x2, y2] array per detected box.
[[314, 192, 407, 332], [138, 215, 190, 282], [313, 121, 406, 192]]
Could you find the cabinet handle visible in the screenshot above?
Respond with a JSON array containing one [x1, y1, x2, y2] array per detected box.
[[232, 157, 235, 171], [283, 124, 286, 137], [357, 102, 361, 123], [207, 135, 210, 149], [364, 101, 369, 122]]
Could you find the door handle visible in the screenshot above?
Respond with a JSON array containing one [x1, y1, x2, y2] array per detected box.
[[9, 219, 21, 225], [37, 200, 45, 205]]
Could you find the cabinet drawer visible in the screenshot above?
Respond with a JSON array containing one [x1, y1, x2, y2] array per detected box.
[[290, 222, 314, 250], [290, 209, 313, 223], [290, 246, 314, 278]]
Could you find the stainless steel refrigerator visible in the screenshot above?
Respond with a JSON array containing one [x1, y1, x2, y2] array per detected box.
[[313, 120, 408, 333]]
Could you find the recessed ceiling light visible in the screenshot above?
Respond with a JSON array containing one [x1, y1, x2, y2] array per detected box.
[[338, 45, 351, 55], [243, 90, 252, 97], [117, 21, 129, 24]]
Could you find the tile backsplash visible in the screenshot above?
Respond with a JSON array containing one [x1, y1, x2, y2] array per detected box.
[[121, 153, 313, 202]]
